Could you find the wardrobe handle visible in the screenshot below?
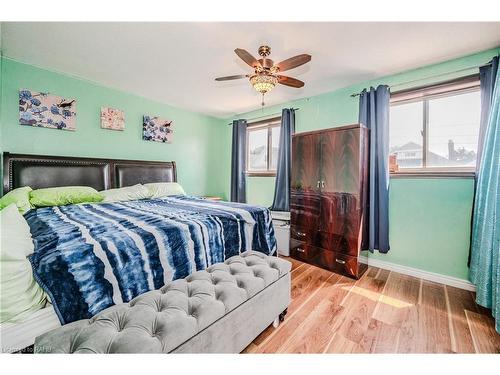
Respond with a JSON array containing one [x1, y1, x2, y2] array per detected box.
[[321, 181, 325, 188], [296, 231, 306, 237], [316, 181, 320, 188], [296, 247, 306, 253], [335, 258, 346, 265]]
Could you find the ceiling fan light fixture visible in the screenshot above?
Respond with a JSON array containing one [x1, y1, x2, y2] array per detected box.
[[250, 74, 278, 94], [215, 46, 310, 106]]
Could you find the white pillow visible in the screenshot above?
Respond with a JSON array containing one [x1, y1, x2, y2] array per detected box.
[[144, 182, 186, 198], [0, 204, 47, 323], [100, 184, 152, 203]]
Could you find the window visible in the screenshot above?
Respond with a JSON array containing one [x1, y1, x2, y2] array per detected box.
[[389, 75, 481, 175], [246, 117, 281, 176]]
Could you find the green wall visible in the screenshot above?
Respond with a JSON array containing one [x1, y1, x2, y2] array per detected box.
[[0, 57, 226, 197], [222, 47, 500, 280], [247, 176, 277, 207]]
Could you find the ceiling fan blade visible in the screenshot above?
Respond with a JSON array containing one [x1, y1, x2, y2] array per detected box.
[[234, 48, 261, 68], [277, 75, 305, 88], [215, 75, 248, 81], [275, 54, 311, 72]]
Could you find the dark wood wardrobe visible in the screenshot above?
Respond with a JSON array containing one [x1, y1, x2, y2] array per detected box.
[[290, 124, 369, 279]]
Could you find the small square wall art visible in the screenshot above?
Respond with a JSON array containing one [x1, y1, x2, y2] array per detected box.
[[142, 115, 173, 143], [101, 107, 125, 131], [19, 89, 76, 131]]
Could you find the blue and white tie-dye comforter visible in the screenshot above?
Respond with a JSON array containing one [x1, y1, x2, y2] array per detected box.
[[25, 196, 276, 324]]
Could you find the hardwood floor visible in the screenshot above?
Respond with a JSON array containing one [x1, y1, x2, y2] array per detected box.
[[243, 257, 500, 354]]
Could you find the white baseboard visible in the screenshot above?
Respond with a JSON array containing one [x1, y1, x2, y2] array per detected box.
[[359, 256, 476, 291]]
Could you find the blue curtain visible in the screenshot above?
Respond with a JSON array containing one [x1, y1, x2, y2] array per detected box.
[[477, 57, 499, 171], [469, 57, 499, 266], [230, 119, 247, 203], [470, 59, 500, 333], [359, 85, 391, 253], [270, 109, 296, 212]]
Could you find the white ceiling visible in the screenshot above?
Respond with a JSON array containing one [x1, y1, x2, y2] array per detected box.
[[2, 22, 500, 118]]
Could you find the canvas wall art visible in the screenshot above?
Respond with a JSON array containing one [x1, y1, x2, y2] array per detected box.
[[19, 89, 76, 131], [101, 107, 125, 131], [143, 115, 173, 143]]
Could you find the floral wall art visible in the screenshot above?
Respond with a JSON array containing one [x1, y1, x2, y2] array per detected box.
[[101, 107, 125, 131], [19, 89, 76, 131], [142, 115, 173, 143]]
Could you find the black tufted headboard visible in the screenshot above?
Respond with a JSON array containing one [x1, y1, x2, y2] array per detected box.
[[2, 152, 177, 193]]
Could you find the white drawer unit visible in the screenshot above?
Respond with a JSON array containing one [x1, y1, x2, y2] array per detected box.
[[270, 211, 290, 257]]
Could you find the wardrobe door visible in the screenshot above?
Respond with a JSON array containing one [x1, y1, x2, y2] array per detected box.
[[318, 128, 361, 257], [290, 134, 321, 259]]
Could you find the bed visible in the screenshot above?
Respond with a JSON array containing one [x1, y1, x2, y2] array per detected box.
[[1, 153, 276, 349]]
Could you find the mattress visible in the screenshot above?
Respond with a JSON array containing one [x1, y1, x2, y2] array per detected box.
[[0, 305, 60, 353]]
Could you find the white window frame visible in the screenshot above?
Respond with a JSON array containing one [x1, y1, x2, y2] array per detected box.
[[246, 117, 281, 176], [389, 74, 480, 178]]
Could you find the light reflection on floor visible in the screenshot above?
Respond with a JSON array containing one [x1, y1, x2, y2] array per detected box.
[[342, 285, 413, 308]]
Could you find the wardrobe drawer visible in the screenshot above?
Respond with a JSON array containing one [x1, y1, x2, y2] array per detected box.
[[290, 242, 366, 279], [290, 244, 319, 262], [290, 244, 308, 261], [314, 251, 366, 279], [290, 226, 312, 242]]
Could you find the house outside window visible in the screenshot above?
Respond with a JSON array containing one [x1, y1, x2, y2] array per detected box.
[[246, 117, 281, 176], [389, 74, 481, 176]]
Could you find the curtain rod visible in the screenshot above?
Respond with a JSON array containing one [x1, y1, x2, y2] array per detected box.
[[349, 62, 492, 98], [227, 108, 299, 126]]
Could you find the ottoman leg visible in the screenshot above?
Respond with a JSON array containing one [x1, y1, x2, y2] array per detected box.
[[279, 308, 288, 322], [273, 308, 288, 328]]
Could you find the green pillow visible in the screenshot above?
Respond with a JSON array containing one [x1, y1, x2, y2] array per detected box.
[[100, 184, 152, 203], [30, 186, 104, 207], [144, 182, 186, 198], [0, 186, 33, 214]]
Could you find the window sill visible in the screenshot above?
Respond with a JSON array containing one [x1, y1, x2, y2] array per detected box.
[[246, 172, 277, 177], [390, 171, 475, 179]]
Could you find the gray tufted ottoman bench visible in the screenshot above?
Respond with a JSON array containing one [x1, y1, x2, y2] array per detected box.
[[34, 251, 291, 353]]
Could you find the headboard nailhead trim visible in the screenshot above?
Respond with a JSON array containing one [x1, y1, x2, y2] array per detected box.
[[3, 153, 176, 193]]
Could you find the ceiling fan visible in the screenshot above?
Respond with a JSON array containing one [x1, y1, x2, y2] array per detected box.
[[215, 45, 311, 106]]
